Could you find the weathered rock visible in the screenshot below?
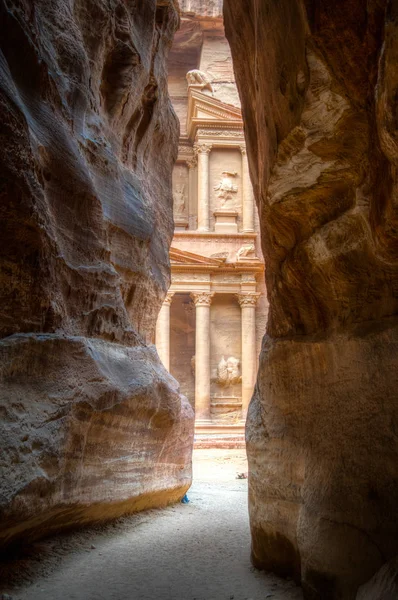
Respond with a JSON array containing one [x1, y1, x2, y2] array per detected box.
[[178, 0, 223, 18], [224, 1, 398, 598], [0, 0, 194, 548], [356, 556, 398, 600]]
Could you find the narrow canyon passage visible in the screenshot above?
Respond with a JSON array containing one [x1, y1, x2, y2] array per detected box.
[[1, 1, 397, 598], [2, 451, 302, 600]]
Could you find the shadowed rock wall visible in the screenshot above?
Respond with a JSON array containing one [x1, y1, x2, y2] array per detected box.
[[357, 556, 398, 600], [0, 0, 194, 548], [224, 1, 398, 598]]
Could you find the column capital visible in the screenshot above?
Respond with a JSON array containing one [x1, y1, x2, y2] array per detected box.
[[187, 156, 197, 169], [240, 145, 247, 156], [194, 143, 212, 155], [236, 292, 261, 307], [190, 291, 214, 307], [163, 291, 175, 306]]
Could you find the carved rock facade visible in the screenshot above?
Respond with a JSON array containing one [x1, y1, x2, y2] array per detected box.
[[0, 0, 194, 548], [224, 1, 398, 598], [162, 4, 268, 437]]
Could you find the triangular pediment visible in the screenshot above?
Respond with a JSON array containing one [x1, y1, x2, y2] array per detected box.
[[170, 247, 226, 266], [187, 88, 242, 140]]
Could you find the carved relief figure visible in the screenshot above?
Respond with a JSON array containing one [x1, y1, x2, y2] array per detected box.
[[214, 171, 238, 208], [227, 356, 241, 384], [186, 69, 214, 96], [173, 183, 187, 216], [217, 356, 228, 384], [216, 355, 241, 386], [236, 244, 256, 260]]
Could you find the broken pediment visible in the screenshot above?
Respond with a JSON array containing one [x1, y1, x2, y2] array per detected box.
[[170, 247, 226, 266], [187, 88, 243, 140]]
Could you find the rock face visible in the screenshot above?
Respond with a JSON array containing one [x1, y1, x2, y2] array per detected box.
[[0, 0, 194, 549], [224, 1, 398, 598], [356, 557, 398, 600]]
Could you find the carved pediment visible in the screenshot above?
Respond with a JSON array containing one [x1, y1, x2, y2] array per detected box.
[[187, 88, 243, 141]]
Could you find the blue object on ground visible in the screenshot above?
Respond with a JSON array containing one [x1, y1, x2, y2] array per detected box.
[[181, 494, 190, 504]]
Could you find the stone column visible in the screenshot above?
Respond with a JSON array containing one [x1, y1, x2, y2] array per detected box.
[[195, 143, 212, 231], [240, 146, 255, 232], [191, 291, 214, 421], [155, 292, 174, 371], [237, 293, 261, 418], [187, 156, 197, 230]]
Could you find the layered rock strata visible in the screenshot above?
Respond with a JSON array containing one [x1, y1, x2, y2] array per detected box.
[[0, 0, 193, 549], [224, 1, 398, 598]]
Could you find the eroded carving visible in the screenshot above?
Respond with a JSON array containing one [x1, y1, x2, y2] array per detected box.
[[163, 292, 175, 306], [190, 292, 214, 306], [186, 69, 214, 96], [214, 171, 238, 207], [173, 183, 187, 216], [187, 156, 197, 169], [178, 145, 194, 156], [216, 356, 242, 386], [197, 129, 245, 138], [236, 293, 261, 307], [236, 244, 256, 260], [194, 143, 212, 155]]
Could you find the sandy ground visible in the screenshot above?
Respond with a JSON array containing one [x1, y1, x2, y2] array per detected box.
[[1, 449, 303, 600]]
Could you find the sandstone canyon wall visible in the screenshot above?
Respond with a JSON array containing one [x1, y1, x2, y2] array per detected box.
[[0, 0, 194, 549], [224, 1, 398, 598]]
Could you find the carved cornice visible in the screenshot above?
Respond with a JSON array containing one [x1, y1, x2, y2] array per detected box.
[[178, 145, 194, 155], [194, 143, 212, 155], [163, 292, 175, 306], [197, 129, 245, 138], [190, 291, 215, 307], [236, 292, 261, 307]]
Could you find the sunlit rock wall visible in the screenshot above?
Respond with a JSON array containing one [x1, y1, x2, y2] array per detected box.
[[0, 0, 194, 549], [224, 0, 398, 598], [178, 0, 223, 18]]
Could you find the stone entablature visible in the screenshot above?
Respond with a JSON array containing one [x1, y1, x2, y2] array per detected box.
[[169, 246, 263, 293]]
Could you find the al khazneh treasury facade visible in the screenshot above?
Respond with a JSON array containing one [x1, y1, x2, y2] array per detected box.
[[156, 6, 268, 438]]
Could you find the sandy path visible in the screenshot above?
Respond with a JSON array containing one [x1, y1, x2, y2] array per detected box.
[[1, 449, 302, 600]]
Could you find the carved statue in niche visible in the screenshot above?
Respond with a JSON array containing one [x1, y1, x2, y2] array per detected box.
[[214, 171, 238, 208], [216, 356, 241, 386], [186, 69, 214, 96], [236, 244, 256, 260], [173, 183, 187, 216]]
